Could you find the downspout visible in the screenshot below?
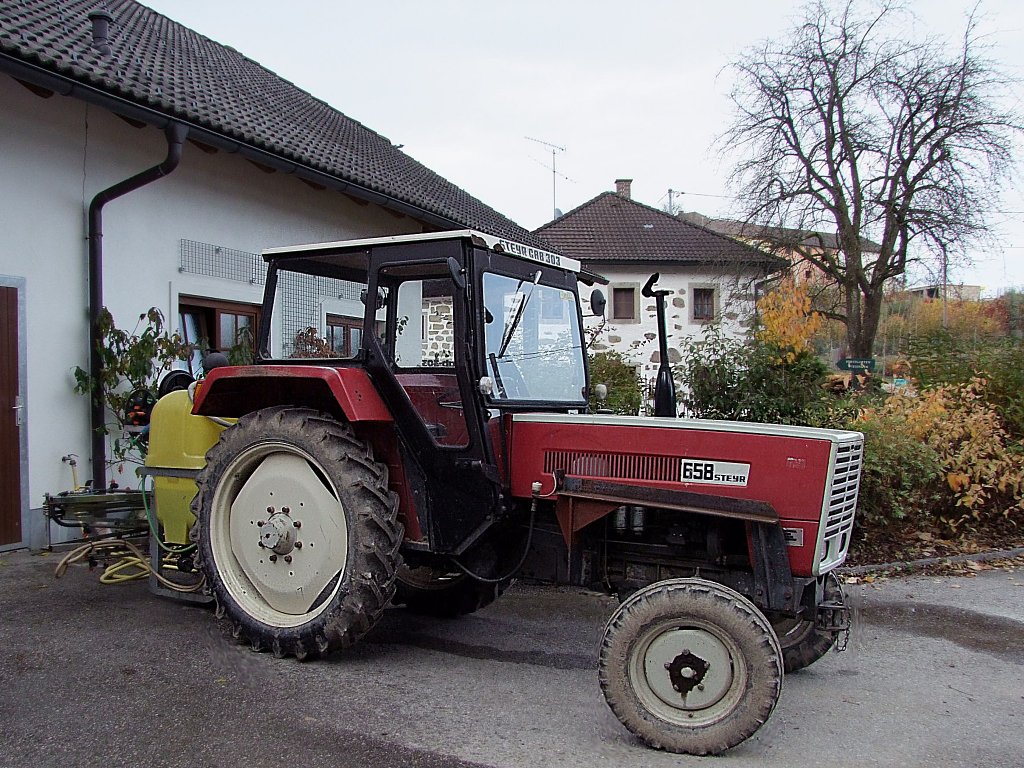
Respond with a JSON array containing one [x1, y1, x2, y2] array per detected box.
[[87, 122, 188, 489]]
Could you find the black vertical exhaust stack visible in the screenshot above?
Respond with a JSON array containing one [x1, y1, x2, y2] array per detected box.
[[642, 273, 676, 417]]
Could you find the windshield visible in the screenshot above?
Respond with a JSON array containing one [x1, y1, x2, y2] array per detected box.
[[482, 271, 587, 403]]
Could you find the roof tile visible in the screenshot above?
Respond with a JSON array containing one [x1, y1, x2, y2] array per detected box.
[[535, 192, 786, 270]]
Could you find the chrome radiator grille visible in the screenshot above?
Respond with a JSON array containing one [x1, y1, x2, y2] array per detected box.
[[818, 439, 863, 572]]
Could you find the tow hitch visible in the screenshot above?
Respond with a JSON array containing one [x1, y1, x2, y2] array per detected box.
[[815, 579, 852, 651]]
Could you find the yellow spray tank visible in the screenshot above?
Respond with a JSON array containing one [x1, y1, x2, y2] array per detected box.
[[144, 387, 232, 545]]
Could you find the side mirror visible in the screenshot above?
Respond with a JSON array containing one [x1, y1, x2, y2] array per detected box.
[[447, 256, 466, 290], [590, 288, 607, 318], [360, 287, 386, 310]]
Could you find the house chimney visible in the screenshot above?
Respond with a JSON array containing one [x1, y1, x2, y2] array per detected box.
[[615, 178, 632, 199]]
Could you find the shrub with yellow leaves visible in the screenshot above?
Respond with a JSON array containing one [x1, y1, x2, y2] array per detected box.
[[856, 379, 1024, 527]]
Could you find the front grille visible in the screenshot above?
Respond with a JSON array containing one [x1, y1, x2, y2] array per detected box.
[[818, 440, 863, 572], [543, 450, 678, 482]]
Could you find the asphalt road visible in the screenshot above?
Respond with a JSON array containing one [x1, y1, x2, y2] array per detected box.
[[1, 549, 1022, 768]]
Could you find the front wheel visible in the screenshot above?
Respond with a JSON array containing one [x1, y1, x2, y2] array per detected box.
[[773, 573, 843, 673], [193, 407, 402, 660], [599, 578, 783, 755]]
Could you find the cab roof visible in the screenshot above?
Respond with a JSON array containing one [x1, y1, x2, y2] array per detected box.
[[262, 230, 582, 274]]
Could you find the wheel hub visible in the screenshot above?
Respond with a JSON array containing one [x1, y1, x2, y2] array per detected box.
[[259, 512, 295, 555], [643, 628, 734, 711]]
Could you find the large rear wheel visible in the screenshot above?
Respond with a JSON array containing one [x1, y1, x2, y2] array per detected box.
[[193, 407, 402, 659], [394, 563, 505, 617], [599, 578, 783, 755]]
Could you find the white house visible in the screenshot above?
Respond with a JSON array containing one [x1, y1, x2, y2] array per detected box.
[[535, 181, 785, 405], [0, 0, 547, 550]]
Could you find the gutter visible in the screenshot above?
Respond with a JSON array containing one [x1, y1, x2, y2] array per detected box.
[[0, 53, 465, 231], [88, 122, 187, 490]]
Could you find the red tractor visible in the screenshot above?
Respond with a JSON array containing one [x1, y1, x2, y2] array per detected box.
[[160, 230, 860, 755]]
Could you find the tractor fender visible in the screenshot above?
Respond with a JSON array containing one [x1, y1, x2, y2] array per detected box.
[[191, 365, 393, 423]]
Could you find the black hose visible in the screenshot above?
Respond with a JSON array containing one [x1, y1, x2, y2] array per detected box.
[[452, 502, 537, 584]]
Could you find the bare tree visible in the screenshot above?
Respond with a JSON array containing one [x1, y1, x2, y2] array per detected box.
[[721, 0, 1022, 357]]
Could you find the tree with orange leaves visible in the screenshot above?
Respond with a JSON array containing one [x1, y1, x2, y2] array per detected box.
[[756, 278, 822, 363]]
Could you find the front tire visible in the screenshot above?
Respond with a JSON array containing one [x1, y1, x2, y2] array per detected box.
[[599, 578, 783, 755], [773, 573, 842, 673], [193, 407, 402, 660]]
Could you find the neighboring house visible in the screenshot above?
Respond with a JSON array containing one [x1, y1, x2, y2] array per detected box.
[[679, 211, 882, 285], [535, 180, 786, 404], [906, 284, 982, 302], [0, 0, 547, 550]]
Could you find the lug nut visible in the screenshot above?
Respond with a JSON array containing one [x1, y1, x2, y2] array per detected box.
[[257, 520, 264, 527], [293, 520, 301, 529], [282, 506, 290, 514], [284, 555, 292, 563], [258, 541, 265, 548], [269, 554, 277, 562], [697, 684, 705, 691], [294, 541, 302, 549], [266, 506, 274, 513]]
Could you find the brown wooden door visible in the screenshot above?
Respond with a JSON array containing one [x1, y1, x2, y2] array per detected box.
[[0, 286, 22, 546]]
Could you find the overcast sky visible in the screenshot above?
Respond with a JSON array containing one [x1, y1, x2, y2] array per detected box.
[[144, 0, 1024, 296]]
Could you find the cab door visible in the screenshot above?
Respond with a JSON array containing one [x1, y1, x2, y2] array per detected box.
[[362, 243, 499, 554]]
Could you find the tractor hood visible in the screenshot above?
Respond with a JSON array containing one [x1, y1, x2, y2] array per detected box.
[[511, 413, 863, 443]]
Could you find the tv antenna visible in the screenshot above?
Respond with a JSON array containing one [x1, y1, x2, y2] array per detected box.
[[525, 136, 566, 220]]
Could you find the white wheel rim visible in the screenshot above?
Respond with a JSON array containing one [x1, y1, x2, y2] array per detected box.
[[209, 442, 349, 628], [629, 618, 747, 727]]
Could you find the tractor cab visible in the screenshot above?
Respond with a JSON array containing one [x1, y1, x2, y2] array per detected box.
[[193, 231, 598, 555], [256, 229, 591, 411]]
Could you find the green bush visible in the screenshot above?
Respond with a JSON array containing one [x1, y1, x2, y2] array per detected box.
[[588, 351, 644, 414], [671, 325, 1022, 535], [678, 326, 827, 423], [73, 307, 194, 466], [853, 410, 945, 525], [907, 332, 1024, 440]]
